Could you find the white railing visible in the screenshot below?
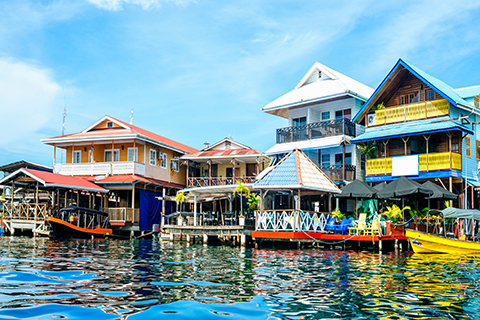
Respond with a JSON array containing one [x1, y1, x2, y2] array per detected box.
[[54, 162, 145, 176], [255, 210, 328, 232]]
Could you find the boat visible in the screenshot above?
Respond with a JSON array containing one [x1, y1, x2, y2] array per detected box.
[[48, 206, 113, 239], [406, 207, 480, 254]]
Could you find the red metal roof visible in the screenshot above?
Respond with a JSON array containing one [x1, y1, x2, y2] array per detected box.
[[22, 169, 107, 192], [184, 148, 263, 158], [92, 174, 185, 189], [44, 116, 199, 154]]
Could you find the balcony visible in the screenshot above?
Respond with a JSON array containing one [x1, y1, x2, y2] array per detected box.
[[54, 161, 146, 176], [366, 152, 461, 176], [187, 176, 256, 188], [321, 165, 356, 183], [368, 99, 449, 127], [105, 207, 140, 226], [276, 118, 356, 144]]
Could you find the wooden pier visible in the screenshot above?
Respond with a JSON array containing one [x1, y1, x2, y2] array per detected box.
[[163, 225, 254, 246]]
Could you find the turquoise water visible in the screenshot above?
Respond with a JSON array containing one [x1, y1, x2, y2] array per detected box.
[[0, 237, 479, 319]]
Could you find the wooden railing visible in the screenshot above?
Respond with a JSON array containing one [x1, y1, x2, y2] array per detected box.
[[366, 152, 461, 176], [370, 99, 449, 126], [187, 176, 256, 188], [255, 210, 329, 232], [2, 203, 48, 221], [104, 207, 139, 224], [276, 118, 356, 143], [321, 165, 356, 183]]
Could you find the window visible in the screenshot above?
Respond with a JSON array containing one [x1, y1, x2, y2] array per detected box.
[[321, 154, 330, 168], [426, 90, 434, 101], [466, 136, 471, 158], [107, 121, 113, 128], [171, 158, 179, 172], [225, 141, 231, 149], [344, 109, 352, 119], [409, 92, 419, 103], [475, 96, 479, 109], [292, 117, 306, 126], [335, 110, 343, 120], [104, 150, 119, 162], [399, 96, 404, 105], [335, 154, 343, 166], [451, 137, 459, 153], [476, 140, 480, 161], [149, 149, 156, 166], [321, 111, 330, 120], [88, 149, 93, 163], [127, 147, 138, 162], [159, 152, 167, 169], [73, 150, 81, 163]]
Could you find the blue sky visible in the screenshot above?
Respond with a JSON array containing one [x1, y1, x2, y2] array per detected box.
[[1, 0, 480, 167]]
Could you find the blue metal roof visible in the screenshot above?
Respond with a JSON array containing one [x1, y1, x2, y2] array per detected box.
[[353, 59, 475, 123], [454, 86, 480, 99], [352, 120, 473, 143], [255, 151, 298, 186]]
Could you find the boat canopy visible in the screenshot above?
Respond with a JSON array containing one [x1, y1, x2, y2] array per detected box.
[[442, 207, 480, 220], [59, 206, 109, 217]]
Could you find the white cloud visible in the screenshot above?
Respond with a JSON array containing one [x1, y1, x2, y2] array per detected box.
[[0, 58, 61, 151], [86, 0, 195, 11]]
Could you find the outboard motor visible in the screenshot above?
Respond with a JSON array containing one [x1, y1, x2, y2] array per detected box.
[[152, 224, 160, 240]]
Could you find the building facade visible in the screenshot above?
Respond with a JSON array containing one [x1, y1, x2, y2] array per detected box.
[[352, 59, 480, 208], [262, 62, 374, 184]]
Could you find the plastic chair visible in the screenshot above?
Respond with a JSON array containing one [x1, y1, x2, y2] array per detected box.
[[349, 213, 367, 235], [336, 218, 352, 234], [364, 217, 381, 236], [326, 217, 336, 233]]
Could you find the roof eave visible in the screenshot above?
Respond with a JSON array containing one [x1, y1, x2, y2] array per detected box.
[[262, 92, 360, 113]]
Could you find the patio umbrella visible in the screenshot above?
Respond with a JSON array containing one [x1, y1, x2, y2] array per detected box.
[[373, 183, 387, 192], [335, 179, 377, 198], [377, 176, 433, 199], [421, 181, 457, 200]]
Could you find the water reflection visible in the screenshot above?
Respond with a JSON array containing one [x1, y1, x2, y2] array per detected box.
[[0, 237, 478, 319]]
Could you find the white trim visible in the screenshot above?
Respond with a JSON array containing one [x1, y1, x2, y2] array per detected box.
[[0, 168, 46, 186], [73, 150, 82, 164], [81, 115, 130, 133], [45, 183, 107, 193], [149, 149, 156, 166], [295, 62, 338, 89], [104, 149, 120, 162], [205, 137, 251, 150], [127, 147, 138, 162]]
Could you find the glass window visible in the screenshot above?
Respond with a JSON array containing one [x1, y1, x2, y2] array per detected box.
[[321, 111, 330, 120], [321, 154, 330, 167], [335, 110, 343, 120], [335, 154, 343, 166], [292, 117, 306, 126], [451, 138, 459, 153], [88, 149, 93, 163], [171, 158, 179, 172], [160, 152, 167, 169], [426, 90, 434, 101], [73, 150, 81, 163], [344, 109, 351, 119], [399, 96, 404, 105], [149, 149, 156, 166], [107, 121, 113, 128], [128, 147, 138, 162], [466, 136, 471, 158], [104, 150, 119, 162]]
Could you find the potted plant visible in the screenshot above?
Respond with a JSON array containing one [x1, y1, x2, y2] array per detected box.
[[233, 182, 250, 224], [408, 203, 429, 231], [176, 191, 187, 226], [382, 204, 410, 236], [245, 194, 260, 226], [331, 207, 345, 223]]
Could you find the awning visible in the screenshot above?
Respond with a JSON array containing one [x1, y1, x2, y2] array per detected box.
[[352, 120, 473, 143], [335, 179, 377, 198], [442, 207, 480, 220], [0, 168, 107, 193], [265, 135, 350, 155], [90, 174, 184, 189]]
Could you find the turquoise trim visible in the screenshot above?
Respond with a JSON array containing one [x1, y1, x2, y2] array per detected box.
[[366, 170, 462, 183]]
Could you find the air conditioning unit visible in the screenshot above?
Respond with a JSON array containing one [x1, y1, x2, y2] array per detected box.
[[367, 114, 376, 126]]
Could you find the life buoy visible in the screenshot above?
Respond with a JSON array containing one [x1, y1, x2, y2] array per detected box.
[[0, 219, 4, 228]]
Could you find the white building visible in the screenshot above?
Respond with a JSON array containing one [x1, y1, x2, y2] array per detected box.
[[262, 62, 374, 184]]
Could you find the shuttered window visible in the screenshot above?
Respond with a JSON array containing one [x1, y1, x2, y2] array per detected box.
[[476, 140, 480, 161], [466, 136, 471, 158]]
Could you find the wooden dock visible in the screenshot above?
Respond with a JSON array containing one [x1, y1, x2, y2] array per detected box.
[[163, 225, 254, 246]]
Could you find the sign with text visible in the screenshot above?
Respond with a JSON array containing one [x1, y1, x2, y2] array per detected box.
[[392, 155, 419, 177]]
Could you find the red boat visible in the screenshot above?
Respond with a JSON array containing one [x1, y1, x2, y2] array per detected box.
[[48, 206, 112, 239]]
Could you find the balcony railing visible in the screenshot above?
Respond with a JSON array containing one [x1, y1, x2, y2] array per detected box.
[[369, 99, 449, 126], [105, 207, 140, 225], [54, 161, 146, 176], [321, 164, 356, 183], [187, 176, 256, 188], [366, 152, 461, 176], [276, 118, 356, 144], [3, 203, 48, 221]]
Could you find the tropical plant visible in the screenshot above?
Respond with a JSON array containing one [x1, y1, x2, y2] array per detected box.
[[372, 102, 385, 110], [358, 142, 377, 160], [444, 200, 450, 208], [409, 204, 430, 219], [0, 193, 4, 202], [233, 182, 250, 217], [176, 191, 187, 213], [247, 194, 260, 212], [381, 204, 411, 223], [331, 207, 345, 222]]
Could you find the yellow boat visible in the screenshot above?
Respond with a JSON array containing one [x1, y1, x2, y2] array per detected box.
[[406, 229, 480, 254]]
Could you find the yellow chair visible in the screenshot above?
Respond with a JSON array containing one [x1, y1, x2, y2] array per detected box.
[[364, 217, 380, 236], [349, 213, 367, 235]]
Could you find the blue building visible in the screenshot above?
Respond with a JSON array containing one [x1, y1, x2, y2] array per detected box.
[[352, 59, 480, 208]]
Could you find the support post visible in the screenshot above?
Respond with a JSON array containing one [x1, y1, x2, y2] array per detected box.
[[193, 193, 198, 226]]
